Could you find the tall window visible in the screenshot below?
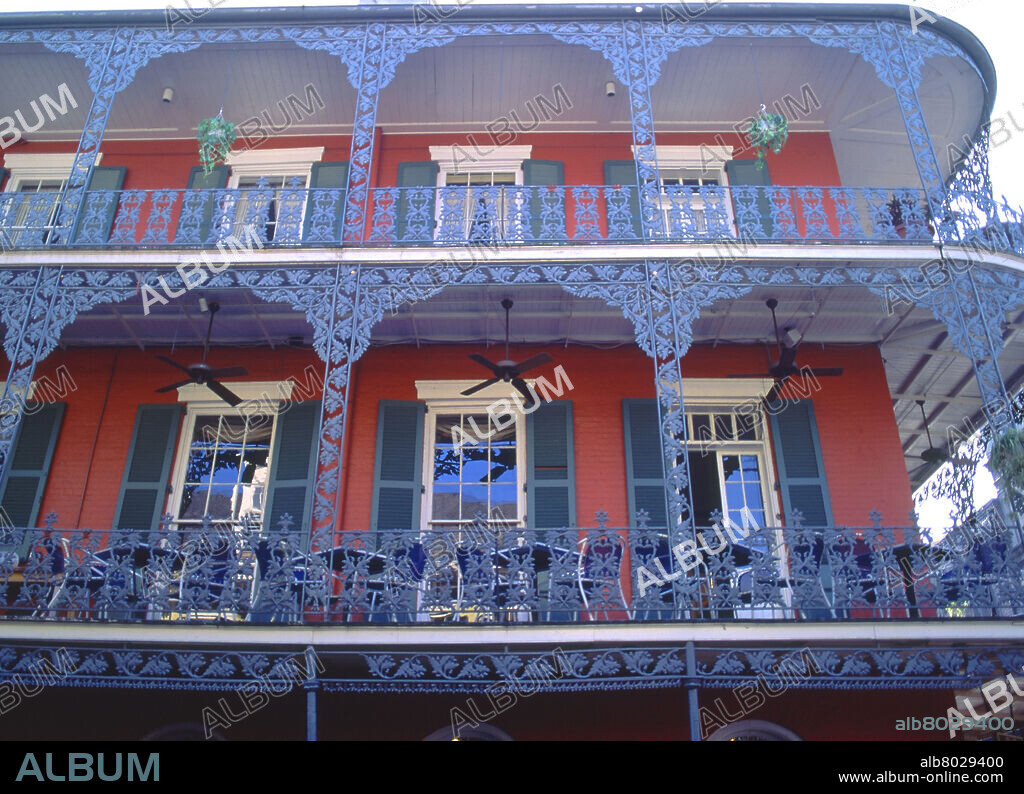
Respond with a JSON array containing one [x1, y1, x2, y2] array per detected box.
[[684, 408, 770, 528], [0, 153, 90, 247], [417, 380, 528, 532], [174, 413, 275, 529], [430, 145, 531, 243], [633, 145, 735, 239], [428, 413, 521, 527], [232, 173, 307, 242]]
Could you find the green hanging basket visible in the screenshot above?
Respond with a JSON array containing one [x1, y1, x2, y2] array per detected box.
[[988, 426, 1024, 494], [197, 114, 236, 174], [747, 107, 789, 170]]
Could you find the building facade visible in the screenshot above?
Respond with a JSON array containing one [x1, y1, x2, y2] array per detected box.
[[0, 1, 1022, 741]]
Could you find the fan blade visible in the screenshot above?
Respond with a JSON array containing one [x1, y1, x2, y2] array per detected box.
[[155, 355, 192, 375], [206, 379, 243, 407], [461, 378, 500, 396], [468, 354, 503, 376], [763, 375, 791, 405], [155, 379, 194, 393], [511, 378, 537, 409], [777, 345, 798, 370], [511, 352, 553, 375], [206, 366, 248, 379], [800, 367, 844, 378]]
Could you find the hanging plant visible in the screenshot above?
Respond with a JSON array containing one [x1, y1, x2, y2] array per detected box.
[[196, 114, 236, 174], [747, 105, 789, 170], [987, 426, 1024, 495]]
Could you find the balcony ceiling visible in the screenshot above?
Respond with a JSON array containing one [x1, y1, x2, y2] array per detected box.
[[55, 278, 1023, 493], [0, 34, 984, 188]]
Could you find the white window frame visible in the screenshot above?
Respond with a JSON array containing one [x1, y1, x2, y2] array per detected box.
[[166, 380, 294, 530], [221, 147, 324, 243], [1, 152, 104, 246], [632, 145, 735, 237], [661, 378, 782, 526], [428, 145, 532, 243], [415, 379, 531, 532]]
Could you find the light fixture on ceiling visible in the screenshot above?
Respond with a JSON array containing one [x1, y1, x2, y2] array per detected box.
[[605, 81, 616, 97], [162, 87, 174, 103]]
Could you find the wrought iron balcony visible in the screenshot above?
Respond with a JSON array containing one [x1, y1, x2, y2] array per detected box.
[[3, 180, 1020, 253], [1, 512, 1020, 624]]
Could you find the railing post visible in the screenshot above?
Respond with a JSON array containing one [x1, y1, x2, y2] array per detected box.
[[304, 646, 319, 742], [685, 641, 701, 741]]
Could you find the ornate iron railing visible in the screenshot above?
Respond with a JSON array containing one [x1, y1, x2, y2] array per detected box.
[[1, 512, 1020, 624], [4, 180, 1017, 251]]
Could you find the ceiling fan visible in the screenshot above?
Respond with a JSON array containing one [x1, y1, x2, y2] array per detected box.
[[462, 298, 553, 408], [729, 298, 844, 401], [915, 400, 950, 465], [154, 301, 248, 406]]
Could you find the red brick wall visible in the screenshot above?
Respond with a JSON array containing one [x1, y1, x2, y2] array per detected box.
[[28, 346, 321, 529], [342, 342, 912, 532], [19, 338, 909, 532]]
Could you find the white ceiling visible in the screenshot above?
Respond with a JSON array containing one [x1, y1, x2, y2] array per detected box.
[[0, 34, 986, 187]]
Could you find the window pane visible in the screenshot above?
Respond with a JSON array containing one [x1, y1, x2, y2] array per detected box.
[[714, 414, 735, 441], [736, 412, 759, 441], [205, 485, 237, 520], [721, 455, 741, 482], [488, 446, 517, 482], [178, 485, 204, 520], [692, 414, 711, 443], [184, 449, 215, 485], [432, 484, 460, 520], [433, 446, 460, 482], [211, 449, 241, 484], [460, 485, 488, 520], [687, 451, 722, 526], [461, 448, 490, 483], [490, 484, 517, 520]]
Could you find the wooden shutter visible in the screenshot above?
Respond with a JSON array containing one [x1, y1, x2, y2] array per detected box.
[[522, 159, 564, 241], [768, 399, 833, 526], [370, 401, 424, 531], [71, 166, 126, 244], [113, 404, 183, 531], [725, 159, 772, 238], [603, 160, 642, 240], [263, 401, 321, 536], [622, 399, 667, 527], [526, 401, 575, 528], [395, 161, 438, 242], [0, 402, 65, 558], [176, 164, 229, 244], [303, 161, 348, 242]]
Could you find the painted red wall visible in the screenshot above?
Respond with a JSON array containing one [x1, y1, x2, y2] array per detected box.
[[341, 342, 912, 532], [20, 339, 910, 533], [28, 346, 321, 530]]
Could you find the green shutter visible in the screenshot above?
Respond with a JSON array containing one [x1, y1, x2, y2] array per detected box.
[[263, 401, 321, 537], [622, 399, 667, 528], [395, 161, 438, 242], [370, 400, 424, 532], [0, 168, 8, 191], [526, 401, 575, 529], [0, 402, 65, 558], [603, 160, 642, 240], [113, 404, 183, 531], [177, 164, 229, 244], [303, 161, 348, 242], [725, 159, 772, 237], [768, 399, 833, 526], [523, 159, 564, 241], [71, 166, 126, 244]]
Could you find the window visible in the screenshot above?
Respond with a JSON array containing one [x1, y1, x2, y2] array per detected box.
[[632, 145, 734, 239], [416, 380, 528, 532], [0, 153, 101, 246], [429, 145, 531, 243], [222, 147, 323, 243], [685, 408, 771, 529], [174, 413, 274, 528], [167, 381, 294, 530]]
